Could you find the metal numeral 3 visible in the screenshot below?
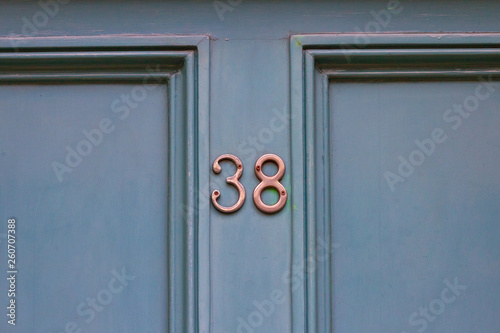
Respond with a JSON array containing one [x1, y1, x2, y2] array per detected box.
[[211, 154, 246, 214]]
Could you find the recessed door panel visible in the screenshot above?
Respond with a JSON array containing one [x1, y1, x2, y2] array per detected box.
[[329, 81, 500, 332], [0, 83, 169, 332]]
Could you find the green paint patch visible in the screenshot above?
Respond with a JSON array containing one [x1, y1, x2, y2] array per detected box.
[[262, 188, 280, 206], [268, 188, 279, 195], [295, 36, 303, 47]]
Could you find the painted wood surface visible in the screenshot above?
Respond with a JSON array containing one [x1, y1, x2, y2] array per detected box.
[[0, 1, 499, 332]]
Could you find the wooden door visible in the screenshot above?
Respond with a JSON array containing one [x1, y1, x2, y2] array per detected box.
[[1, 1, 499, 332]]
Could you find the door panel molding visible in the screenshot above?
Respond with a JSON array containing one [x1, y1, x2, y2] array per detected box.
[[290, 33, 500, 332], [0, 35, 210, 333]]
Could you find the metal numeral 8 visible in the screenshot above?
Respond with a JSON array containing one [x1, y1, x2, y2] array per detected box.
[[211, 153, 287, 214], [253, 154, 287, 214]]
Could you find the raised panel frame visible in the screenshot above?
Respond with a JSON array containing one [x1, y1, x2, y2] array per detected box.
[[289, 33, 500, 332], [0, 35, 210, 333]]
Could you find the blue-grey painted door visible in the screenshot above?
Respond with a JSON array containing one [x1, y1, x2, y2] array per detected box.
[[1, 1, 500, 333]]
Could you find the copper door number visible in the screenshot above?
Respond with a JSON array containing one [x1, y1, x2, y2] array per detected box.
[[211, 154, 246, 214], [253, 154, 288, 214], [211, 153, 288, 214]]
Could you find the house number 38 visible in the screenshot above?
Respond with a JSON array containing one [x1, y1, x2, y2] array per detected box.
[[211, 154, 288, 214]]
